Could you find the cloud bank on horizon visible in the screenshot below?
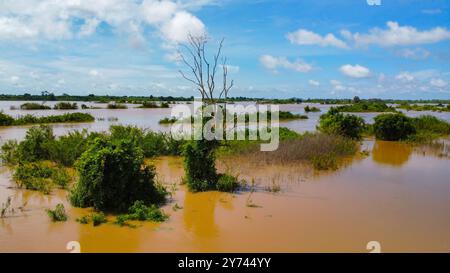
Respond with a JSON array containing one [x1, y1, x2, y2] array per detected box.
[[0, 0, 449, 99]]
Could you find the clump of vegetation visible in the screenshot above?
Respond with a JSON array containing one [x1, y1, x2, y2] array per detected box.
[[159, 117, 177, 124], [183, 139, 219, 192], [407, 115, 450, 143], [91, 212, 108, 226], [138, 101, 170, 108], [216, 174, 240, 192], [397, 103, 450, 112], [0, 112, 15, 126], [13, 162, 71, 194], [318, 109, 366, 140], [304, 105, 321, 112], [125, 200, 168, 222], [54, 102, 78, 110], [46, 204, 68, 222], [20, 103, 51, 110], [0, 112, 94, 126], [334, 102, 397, 113], [107, 103, 127, 109], [373, 113, 416, 141], [16, 125, 54, 162], [246, 133, 357, 170], [69, 138, 167, 212]]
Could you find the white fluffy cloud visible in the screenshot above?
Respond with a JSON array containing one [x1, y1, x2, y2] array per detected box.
[[396, 48, 430, 60], [342, 21, 450, 47], [339, 64, 370, 78], [286, 29, 348, 49], [430, 78, 447, 88], [0, 0, 207, 43], [260, 55, 312, 73], [308, 79, 320, 86], [395, 72, 414, 82]]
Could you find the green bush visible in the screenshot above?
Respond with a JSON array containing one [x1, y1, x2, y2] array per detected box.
[[54, 102, 78, 110], [13, 112, 94, 125], [411, 115, 450, 135], [69, 138, 167, 212], [20, 103, 51, 110], [91, 212, 107, 226], [1, 140, 19, 164], [126, 200, 167, 222], [318, 109, 366, 140], [183, 139, 219, 192], [216, 174, 240, 192], [0, 112, 14, 126], [17, 125, 54, 162], [373, 114, 416, 141], [304, 106, 321, 112], [46, 204, 68, 222], [13, 162, 70, 193], [107, 103, 127, 109], [48, 130, 99, 166]]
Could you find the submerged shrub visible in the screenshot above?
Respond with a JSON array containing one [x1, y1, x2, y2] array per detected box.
[[17, 125, 54, 162], [20, 103, 51, 110], [46, 204, 68, 222], [13, 162, 70, 193], [183, 139, 219, 192], [69, 138, 167, 212], [318, 109, 366, 140], [91, 212, 107, 226], [216, 174, 240, 192], [1, 140, 19, 164], [54, 102, 78, 110], [0, 112, 14, 126], [48, 129, 98, 166], [126, 200, 167, 222], [373, 114, 416, 141]]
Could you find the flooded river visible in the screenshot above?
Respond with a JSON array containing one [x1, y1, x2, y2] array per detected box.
[[1, 101, 450, 252]]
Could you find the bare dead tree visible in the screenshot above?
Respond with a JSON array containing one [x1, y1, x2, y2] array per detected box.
[[178, 34, 234, 105]]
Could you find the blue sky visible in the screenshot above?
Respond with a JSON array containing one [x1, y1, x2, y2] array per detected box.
[[0, 0, 449, 99]]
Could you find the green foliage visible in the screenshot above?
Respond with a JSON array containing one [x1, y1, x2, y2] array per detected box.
[[0, 112, 14, 126], [107, 103, 127, 109], [20, 103, 51, 110], [11, 112, 94, 126], [216, 174, 240, 192], [126, 200, 168, 222], [54, 102, 78, 110], [48, 129, 100, 166], [69, 138, 167, 212], [304, 105, 321, 112], [373, 114, 416, 141], [76, 215, 90, 224], [159, 117, 177, 124], [318, 109, 366, 140], [334, 102, 397, 113], [183, 139, 219, 192], [91, 212, 107, 226], [1, 140, 19, 164], [51, 166, 71, 189], [17, 125, 54, 162], [46, 204, 68, 222], [397, 103, 450, 112], [411, 115, 450, 135], [13, 162, 71, 193], [138, 101, 170, 108]]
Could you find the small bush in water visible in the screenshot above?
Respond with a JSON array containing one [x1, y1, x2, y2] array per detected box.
[[69, 138, 167, 212], [373, 113, 416, 141], [216, 174, 240, 192], [46, 204, 68, 222]]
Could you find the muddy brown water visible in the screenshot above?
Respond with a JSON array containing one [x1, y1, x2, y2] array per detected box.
[[1, 139, 449, 252], [1, 101, 450, 252]]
